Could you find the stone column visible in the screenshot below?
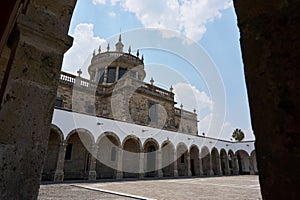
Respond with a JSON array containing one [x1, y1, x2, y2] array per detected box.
[[199, 157, 204, 176], [103, 66, 108, 83], [249, 156, 255, 175], [217, 156, 223, 175], [53, 142, 67, 182], [209, 156, 214, 175], [157, 149, 163, 177], [232, 155, 239, 175], [173, 152, 178, 177], [0, 1, 75, 199], [116, 66, 119, 81], [88, 145, 97, 180], [116, 147, 123, 179], [222, 157, 231, 175], [139, 152, 145, 179], [187, 152, 192, 176]]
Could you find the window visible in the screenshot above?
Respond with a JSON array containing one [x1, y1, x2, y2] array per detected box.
[[55, 97, 63, 107], [107, 67, 116, 83], [118, 68, 127, 79], [180, 154, 185, 163], [111, 147, 116, 161], [65, 143, 73, 160]]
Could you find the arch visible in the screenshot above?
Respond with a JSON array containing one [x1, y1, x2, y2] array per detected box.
[[64, 129, 94, 180], [122, 135, 143, 151], [143, 138, 159, 177], [96, 132, 121, 147], [42, 127, 61, 181], [95, 132, 121, 179], [176, 142, 188, 176], [251, 150, 258, 174], [201, 146, 211, 175], [220, 148, 229, 175], [236, 150, 250, 175], [189, 145, 200, 176], [211, 148, 221, 175], [50, 124, 64, 142], [122, 135, 142, 178], [65, 128, 95, 149], [161, 140, 175, 177]]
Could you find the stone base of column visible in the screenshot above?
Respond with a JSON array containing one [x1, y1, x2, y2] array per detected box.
[[157, 169, 163, 178], [209, 170, 214, 176], [139, 173, 145, 179], [199, 170, 204, 176], [116, 171, 123, 179], [188, 170, 192, 176], [250, 169, 255, 175], [54, 171, 64, 182], [173, 170, 179, 177], [233, 169, 239, 175], [88, 171, 97, 180]]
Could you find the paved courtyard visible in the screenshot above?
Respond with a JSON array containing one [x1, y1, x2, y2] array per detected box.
[[38, 175, 262, 200]]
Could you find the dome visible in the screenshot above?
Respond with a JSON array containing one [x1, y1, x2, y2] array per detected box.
[[88, 34, 146, 84]]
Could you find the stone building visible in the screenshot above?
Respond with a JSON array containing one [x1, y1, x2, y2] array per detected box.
[[42, 36, 258, 181]]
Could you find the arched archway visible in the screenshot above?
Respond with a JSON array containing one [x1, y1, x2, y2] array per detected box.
[[211, 148, 221, 175], [161, 141, 175, 177], [96, 132, 121, 179], [220, 149, 229, 175], [190, 145, 200, 176], [42, 126, 63, 181], [143, 138, 159, 177], [176, 143, 188, 176], [122, 135, 142, 178], [236, 150, 250, 175], [64, 129, 94, 180], [201, 146, 212, 175]]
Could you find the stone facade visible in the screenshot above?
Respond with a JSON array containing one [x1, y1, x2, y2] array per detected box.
[[56, 37, 198, 135]]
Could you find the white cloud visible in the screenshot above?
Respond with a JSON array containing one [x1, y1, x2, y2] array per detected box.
[[62, 23, 107, 78], [108, 11, 116, 17], [111, 0, 232, 41], [173, 82, 213, 113], [92, 0, 106, 5]]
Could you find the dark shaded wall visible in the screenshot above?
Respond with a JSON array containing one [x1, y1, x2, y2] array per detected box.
[[233, 0, 300, 199], [0, 0, 76, 199]]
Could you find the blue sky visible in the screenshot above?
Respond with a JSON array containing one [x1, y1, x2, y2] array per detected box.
[[62, 0, 254, 141]]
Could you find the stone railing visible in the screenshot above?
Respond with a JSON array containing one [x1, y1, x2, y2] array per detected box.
[[174, 107, 197, 119], [140, 83, 173, 99], [59, 71, 99, 89]]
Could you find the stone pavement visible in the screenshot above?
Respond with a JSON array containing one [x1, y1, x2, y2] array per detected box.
[[38, 175, 262, 200]]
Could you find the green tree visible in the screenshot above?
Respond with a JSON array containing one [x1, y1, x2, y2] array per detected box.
[[232, 128, 245, 141]]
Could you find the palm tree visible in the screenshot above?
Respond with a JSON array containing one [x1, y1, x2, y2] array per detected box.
[[232, 128, 245, 141]]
